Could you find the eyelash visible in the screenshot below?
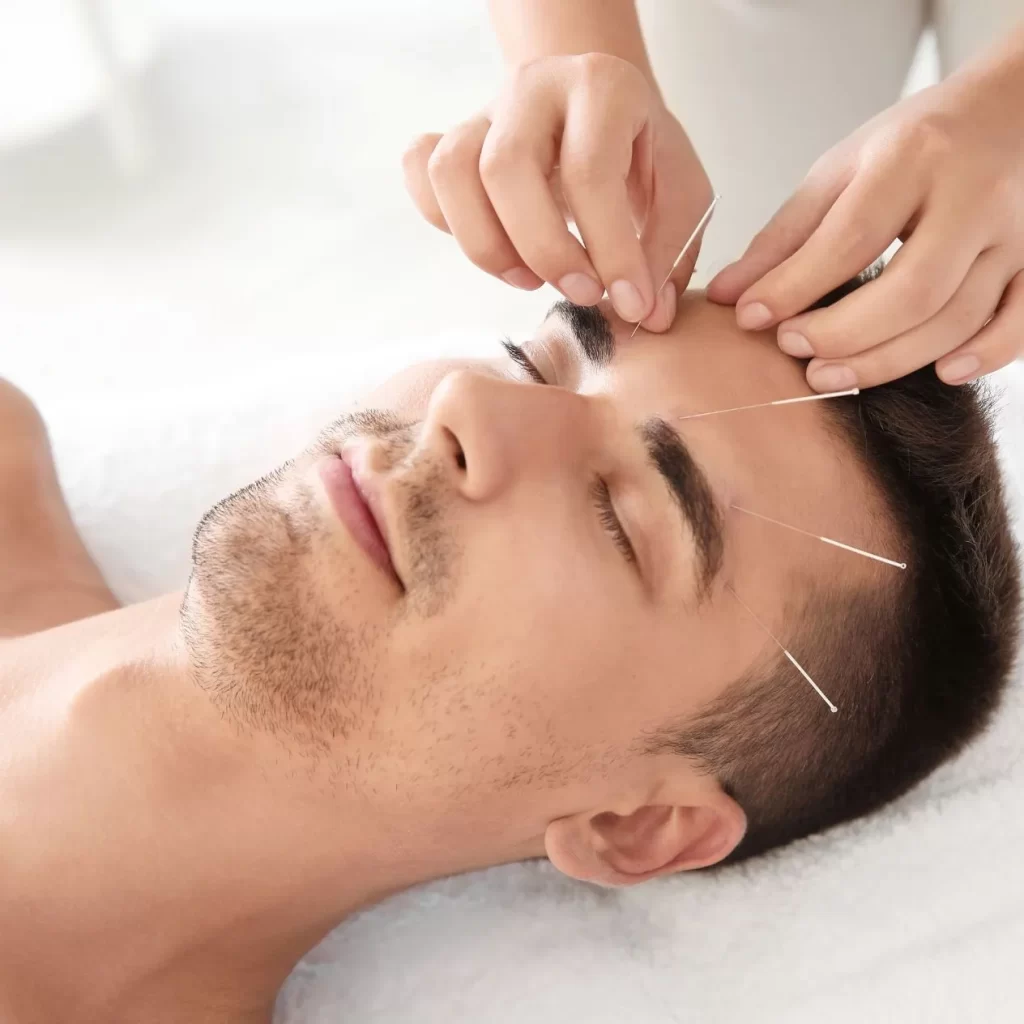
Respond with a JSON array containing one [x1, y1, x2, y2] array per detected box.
[[501, 338, 548, 385], [591, 478, 637, 564], [501, 338, 636, 567]]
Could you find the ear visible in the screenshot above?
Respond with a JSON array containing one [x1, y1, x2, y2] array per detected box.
[[544, 796, 746, 886]]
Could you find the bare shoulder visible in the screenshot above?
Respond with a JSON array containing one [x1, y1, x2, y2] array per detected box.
[[0, 378, 119, 639]]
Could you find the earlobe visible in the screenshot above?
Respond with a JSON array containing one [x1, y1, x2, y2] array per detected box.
[[545, 798, 746, 887]]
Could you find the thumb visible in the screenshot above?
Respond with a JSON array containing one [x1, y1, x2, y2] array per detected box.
[[707, 166, 847, 305]]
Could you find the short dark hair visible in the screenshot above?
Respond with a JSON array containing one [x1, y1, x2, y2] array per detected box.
[[650, 269, 1022, 863]]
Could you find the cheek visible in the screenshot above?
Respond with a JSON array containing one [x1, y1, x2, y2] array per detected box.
[[396, 528, 660, 752]]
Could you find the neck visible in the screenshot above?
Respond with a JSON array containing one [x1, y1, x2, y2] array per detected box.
[[0, 596, 540, 1024]]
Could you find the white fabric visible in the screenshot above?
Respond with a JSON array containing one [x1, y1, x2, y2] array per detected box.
[[2, 3, 1023, 1021]]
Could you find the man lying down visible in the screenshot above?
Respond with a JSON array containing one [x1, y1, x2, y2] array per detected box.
[[1, 282, 1020, 1024]]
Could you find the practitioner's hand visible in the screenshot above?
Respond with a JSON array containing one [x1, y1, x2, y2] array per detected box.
[[708, 35, 1024, 390], [403, 53, 713, 332]]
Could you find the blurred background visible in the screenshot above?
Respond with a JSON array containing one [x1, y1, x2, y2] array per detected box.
[[1, 0, 519, 395]]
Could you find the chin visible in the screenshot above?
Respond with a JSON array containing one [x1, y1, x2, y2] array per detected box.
[[180, 463, 385, 747]]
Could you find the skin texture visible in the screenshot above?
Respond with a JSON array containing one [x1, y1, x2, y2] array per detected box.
[[0, 294, 886, 1024], [410, 4, 1024, 384]]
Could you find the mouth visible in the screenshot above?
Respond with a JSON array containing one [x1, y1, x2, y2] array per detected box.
[[318, 449, 402, 588]]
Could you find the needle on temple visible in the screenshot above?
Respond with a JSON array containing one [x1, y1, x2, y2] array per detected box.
[[730, 504, 907, 570], [629, 194, 720, 340], [726, 584, 838, 713], [677, 388, 860, 421]]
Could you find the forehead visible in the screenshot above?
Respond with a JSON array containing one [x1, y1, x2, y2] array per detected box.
[[540, 294, 882, 583]]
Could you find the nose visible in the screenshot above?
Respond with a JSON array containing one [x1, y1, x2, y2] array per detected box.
[[419, 368, 590, 502]]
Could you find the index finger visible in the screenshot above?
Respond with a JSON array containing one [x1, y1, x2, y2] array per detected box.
[[737, 162, 920, 325], [777, 212, 985, 361], [559, 89, 656, 324]]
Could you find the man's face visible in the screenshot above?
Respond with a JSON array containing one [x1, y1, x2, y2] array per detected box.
[[184, 293, 877, 852]]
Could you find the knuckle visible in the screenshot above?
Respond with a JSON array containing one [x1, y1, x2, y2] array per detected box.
[[834, 214, 875, 259], [573, 51, 617, 81], [426, 135, 468, 182], [877, 115, 954, 167], [464, 239, 513, 274], [402, 132, 438, 171], [804, 151, 840, 189], [848, 349, 898, 388], [517, 240, 568, 279], [510, 56, 547, 84], [804, 152, 830, 182], [502, 57, 557, 107], [910, 115, 956, 160], [478, 134, 529, 183], [805, 329, 846, 360], [559, 152, 613, 192], [900, 272, 947, 319], [573, 51, 646, 96]]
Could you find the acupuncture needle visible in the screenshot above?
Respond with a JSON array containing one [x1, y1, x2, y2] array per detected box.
[[677, 388, 860, 421], [730, 504, 908, 570], [726, 584, 838, 713], [629, 193, 720, 339]]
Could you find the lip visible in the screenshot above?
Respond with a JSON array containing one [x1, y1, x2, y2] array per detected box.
[[318, 451, 401, 586]]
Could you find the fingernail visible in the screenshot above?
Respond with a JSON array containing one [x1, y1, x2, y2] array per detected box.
[[938, 354, 981, 385], [502, 267, 542, 291], [557, 272, 604, 306], [609, 279, 648, 323], [736, 301, 772, 330], [809, 364, 857, 392], [778, 331, 814, 358]]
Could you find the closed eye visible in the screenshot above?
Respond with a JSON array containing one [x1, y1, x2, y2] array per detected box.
[[591, 478, 637, 566], [502, 338, 637, 571], [501, 338, 548, 385]]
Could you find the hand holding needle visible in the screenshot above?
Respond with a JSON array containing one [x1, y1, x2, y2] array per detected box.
[[629, 194, 720, 339]]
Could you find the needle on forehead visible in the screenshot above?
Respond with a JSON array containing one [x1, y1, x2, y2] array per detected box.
[[726, 584, 838, 713], [730, 504, 907, 570], [629, 194, 720, 340], [677, 388, 860, 420]]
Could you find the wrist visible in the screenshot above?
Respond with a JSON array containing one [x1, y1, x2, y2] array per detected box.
[[489, 0, 661, 91], [951, 23, 1024, 115]]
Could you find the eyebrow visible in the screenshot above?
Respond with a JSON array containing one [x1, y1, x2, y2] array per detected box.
[[543, 301, 725, 597], [544, 300, 615, 367], [641, 419, 725, 599]]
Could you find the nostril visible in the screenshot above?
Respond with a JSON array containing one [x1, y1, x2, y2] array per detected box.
[[443, 427, 466, 471]]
